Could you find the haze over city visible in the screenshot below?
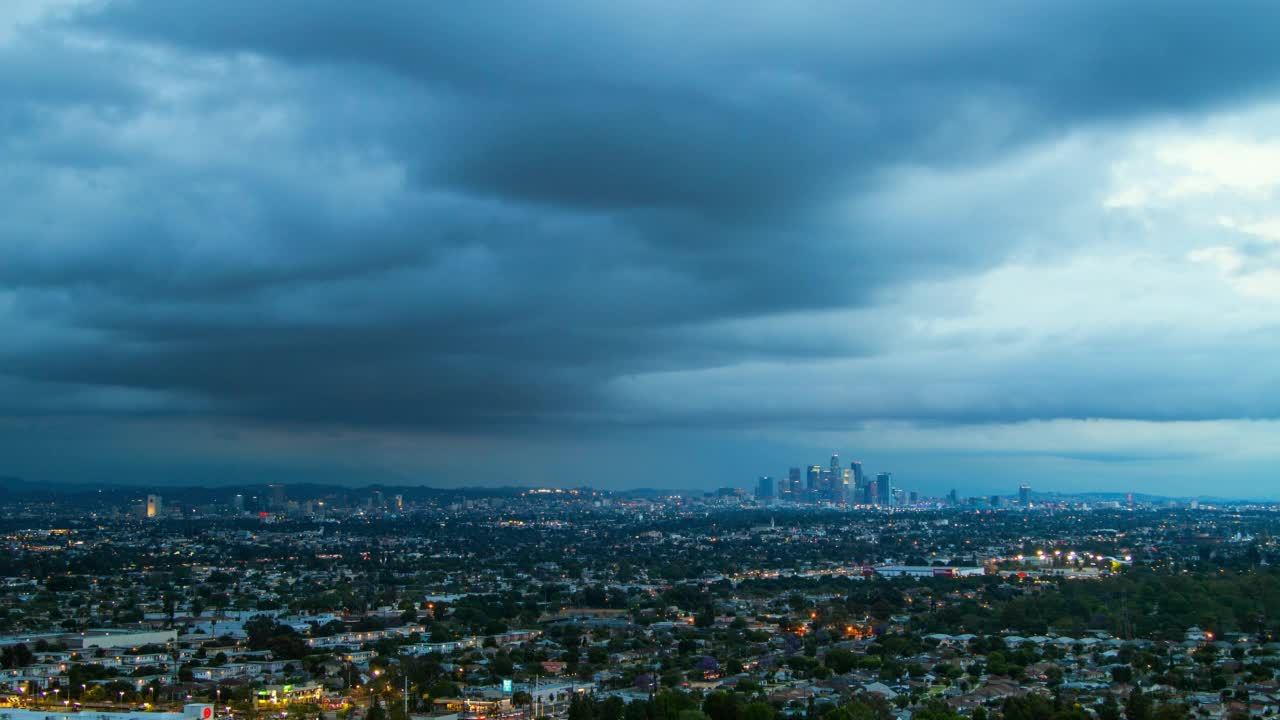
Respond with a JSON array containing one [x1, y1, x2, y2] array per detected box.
[[3, 2, 1280, 497]]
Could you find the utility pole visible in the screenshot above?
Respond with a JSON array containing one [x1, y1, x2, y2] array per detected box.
[[403, 675, 408, 718]]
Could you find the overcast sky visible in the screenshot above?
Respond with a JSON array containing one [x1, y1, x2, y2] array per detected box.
[[3, 2, 1280, 497]]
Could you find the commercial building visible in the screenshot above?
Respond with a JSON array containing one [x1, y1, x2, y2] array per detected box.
[[876, 473, 893, 506], [0, 705, 212, 720], [873, 565, 986, 578], [69, 629, 177, 649], [806, 465, 821, 495], [755, 476, 775, 500], [787, 467, 802, 498]]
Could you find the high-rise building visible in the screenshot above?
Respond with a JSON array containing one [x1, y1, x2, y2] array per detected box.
[[947, 489, 959, 506], [146, 494, 162, 518], [990, 495, 1002, 508], [909, 491, 918, 504], [876, 472, 893, 506], [756, 476, 775, 500], [232, 494, 245, 512], [787, 467, 802, 498], [268, 483, 286, 510], [394, 494, 405, 511], [806, 465, 821, 496], [864, 479, 877, 506], [1018, 484, 1031, 506]]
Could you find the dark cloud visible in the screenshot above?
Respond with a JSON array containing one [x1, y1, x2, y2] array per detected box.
[[2, 2, 1280, 491], [77, 2, 1280, 208]]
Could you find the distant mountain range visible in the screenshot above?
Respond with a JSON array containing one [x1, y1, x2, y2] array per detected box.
[[0, 476, 531, 504], [0, 475, 1273, 505], [1040, 490, 1277, 504]]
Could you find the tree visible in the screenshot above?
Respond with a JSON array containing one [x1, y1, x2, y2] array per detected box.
[[1125, 688, 1153, 720], [654, 691, 699, 720], [825, 649, 857, 674], [914, 700, 962, 720], [1096, 697, 1121, 720], [244, 615, 280, 650], [569, 695, 597, 720], [1152, 706, 1187, 720], [694, 605, 716, 629], [702, 691, 739, 720], [1001, 694, 1054, 720], [826, 698, 892, 720], [0, 644, 34, 669], [600, 696, 626, 720], [625, 700, 650, 720], [740, 703, 774, 720]]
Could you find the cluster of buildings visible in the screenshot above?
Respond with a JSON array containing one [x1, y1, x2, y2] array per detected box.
[[747, 454, 1047, 510], [749, 454, 901, 507], [0, 483, 1276, 720]]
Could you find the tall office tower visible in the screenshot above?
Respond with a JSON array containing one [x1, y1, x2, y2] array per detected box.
[[864, 479, 877, 505], [232, 493, 245, 512], [394, 494, 405, 511], [829, 450, 839, 497], [756, 476, 775, 500], [806, 465, 821, 496], [909, 491, 918, 504], [372, 490, 385, 509], [841, 469, 851, 503], [851, 461, 864, 486], [990, 495, 1002, 508], [146, 494, 162, 518], [268, 483, 286, 509], [876, 472, 893, 506], [788, 467, 802, 497], [1018, 484, 1031, 506], [948, 488, 959, 506]]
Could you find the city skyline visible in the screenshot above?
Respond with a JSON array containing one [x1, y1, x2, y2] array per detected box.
[[4, 3, 1280, 497]]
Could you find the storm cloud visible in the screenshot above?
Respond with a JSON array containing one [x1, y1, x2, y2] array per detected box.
[[3, 1, 1280, 494]]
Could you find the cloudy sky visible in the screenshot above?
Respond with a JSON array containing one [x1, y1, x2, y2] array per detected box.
[[4, 1, 1280, 497]]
